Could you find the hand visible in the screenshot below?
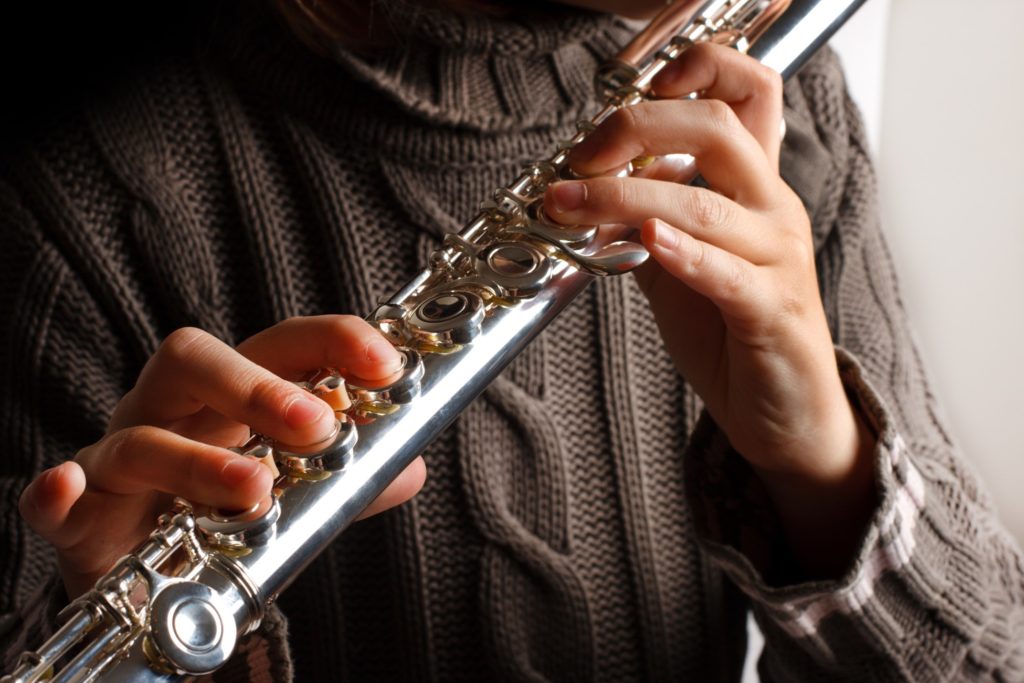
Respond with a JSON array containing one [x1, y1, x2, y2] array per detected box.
[[545, 43, 874, 575], [19, 316, 427, 598]]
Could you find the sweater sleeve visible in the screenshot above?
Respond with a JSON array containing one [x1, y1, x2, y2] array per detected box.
[[682, 51, 1024, 681]]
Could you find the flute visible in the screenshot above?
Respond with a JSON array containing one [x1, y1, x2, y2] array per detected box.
[[2, 0, 865, 680]]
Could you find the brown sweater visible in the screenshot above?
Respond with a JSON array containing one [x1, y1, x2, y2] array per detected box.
[[1, 2, 1022, 681]]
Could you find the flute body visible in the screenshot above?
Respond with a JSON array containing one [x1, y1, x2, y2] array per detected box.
[[3, 0, 865, 680]]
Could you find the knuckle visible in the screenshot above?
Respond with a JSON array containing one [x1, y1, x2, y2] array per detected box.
[[688, 189, 727, 229], [156, 327, 211, 367], [781, 232, 815, 272], [755, 64, 784, 98], [242, 374, 296, 420], [703, 98, 739, 133], [106, 425, 158, 466], [774, 276, 810, 320], [721, 262, 749, 300]]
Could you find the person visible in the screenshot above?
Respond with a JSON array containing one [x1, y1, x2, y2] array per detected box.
[[1, 0, 1021, 680]]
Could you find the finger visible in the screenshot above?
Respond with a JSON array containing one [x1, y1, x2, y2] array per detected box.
[[77, 426, 273, 509], [567, 99, 778, 205], [356, 456, 427, 520], [546, 177, 772, 262], [640, 218, 767, 321], [19, 462, 86, 542], [111, 327, 336, 446], [237, 315, 404, 382], [651, 42, 784, 166]]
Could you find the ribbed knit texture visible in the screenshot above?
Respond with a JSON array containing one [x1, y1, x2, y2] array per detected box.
[[2, 2, 1022, 681]]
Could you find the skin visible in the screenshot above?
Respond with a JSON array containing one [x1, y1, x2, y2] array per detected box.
[[20, 319, 426, 598], [20, 0, 875, 600], [544, 0, 876, 578]]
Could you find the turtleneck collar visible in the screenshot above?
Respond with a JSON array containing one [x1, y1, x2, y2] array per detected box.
[[362, 0, 624, 55], [222, 0, 637, 134], [328, 1, 637, 131]]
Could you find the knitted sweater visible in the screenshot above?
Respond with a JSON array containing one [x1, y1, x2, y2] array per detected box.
[[1, 2, 1022, 681]]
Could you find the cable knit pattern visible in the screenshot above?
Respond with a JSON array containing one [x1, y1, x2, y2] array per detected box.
[[1, 2, 1022, 681]]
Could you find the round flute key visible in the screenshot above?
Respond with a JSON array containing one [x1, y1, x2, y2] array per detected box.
[[478, 241, 552, 298], [197, 496, 281, 550], [421, 294, 469, 322], [148, 582, 237, 675], [488, 244, 535, 276], [409, 291, 484, 345]]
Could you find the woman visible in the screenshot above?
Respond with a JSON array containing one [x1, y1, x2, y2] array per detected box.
[[2, 0, 1021, 680]]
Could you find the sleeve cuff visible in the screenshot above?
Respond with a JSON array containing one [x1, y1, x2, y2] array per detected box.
[[683, 346, 926, 637]]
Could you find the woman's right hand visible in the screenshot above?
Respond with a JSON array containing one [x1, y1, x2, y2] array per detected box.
[[18, 316, 427, 599]]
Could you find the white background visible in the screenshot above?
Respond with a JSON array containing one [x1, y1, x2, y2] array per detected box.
[[745, 0, 1024, 677], [836, 0, 1024, 545]]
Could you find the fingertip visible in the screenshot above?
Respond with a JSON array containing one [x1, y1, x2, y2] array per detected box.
[[218, 456, 274, 509], [650, 57, 687, 96], [19, 462, 85, 533], [639, 217, 660, 246], [40, 462, 86, 506], [545, 181, 588, 217], [358, 337, 404, 380], [239, 466, 274, 506], [283, 394, 334, 433], [220, 456, 271, 490], [403, 455, 428, 497], [651, 46, 708, 98], [565, 128, 599, 171]]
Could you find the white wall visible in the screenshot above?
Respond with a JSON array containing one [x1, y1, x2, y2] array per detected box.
[[833, 0, 1024, 544], [746, 2, 1023, 678], [879, 0, 1024, 543]]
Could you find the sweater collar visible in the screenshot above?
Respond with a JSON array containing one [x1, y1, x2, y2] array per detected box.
[[318, 2, 635, 132]]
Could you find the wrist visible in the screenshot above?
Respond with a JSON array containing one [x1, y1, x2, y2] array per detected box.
[[752, 396, 877, 578]]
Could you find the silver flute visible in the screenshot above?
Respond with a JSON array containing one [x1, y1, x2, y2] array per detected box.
[[3, 0, 865, 680]]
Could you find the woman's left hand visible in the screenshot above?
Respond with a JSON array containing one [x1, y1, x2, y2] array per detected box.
[[544, 43, 874, 576]]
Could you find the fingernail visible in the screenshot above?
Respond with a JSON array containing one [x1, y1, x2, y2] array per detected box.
[[653, 58, 684, 88], [284, 395, 329, 429], [366, 339, 402, 372], [549, 182, 587, 213], [41, 464, 61, 486], [29, 467, 59, 512], [221, 458, 262, 487], [651, 219, 680, 249]]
